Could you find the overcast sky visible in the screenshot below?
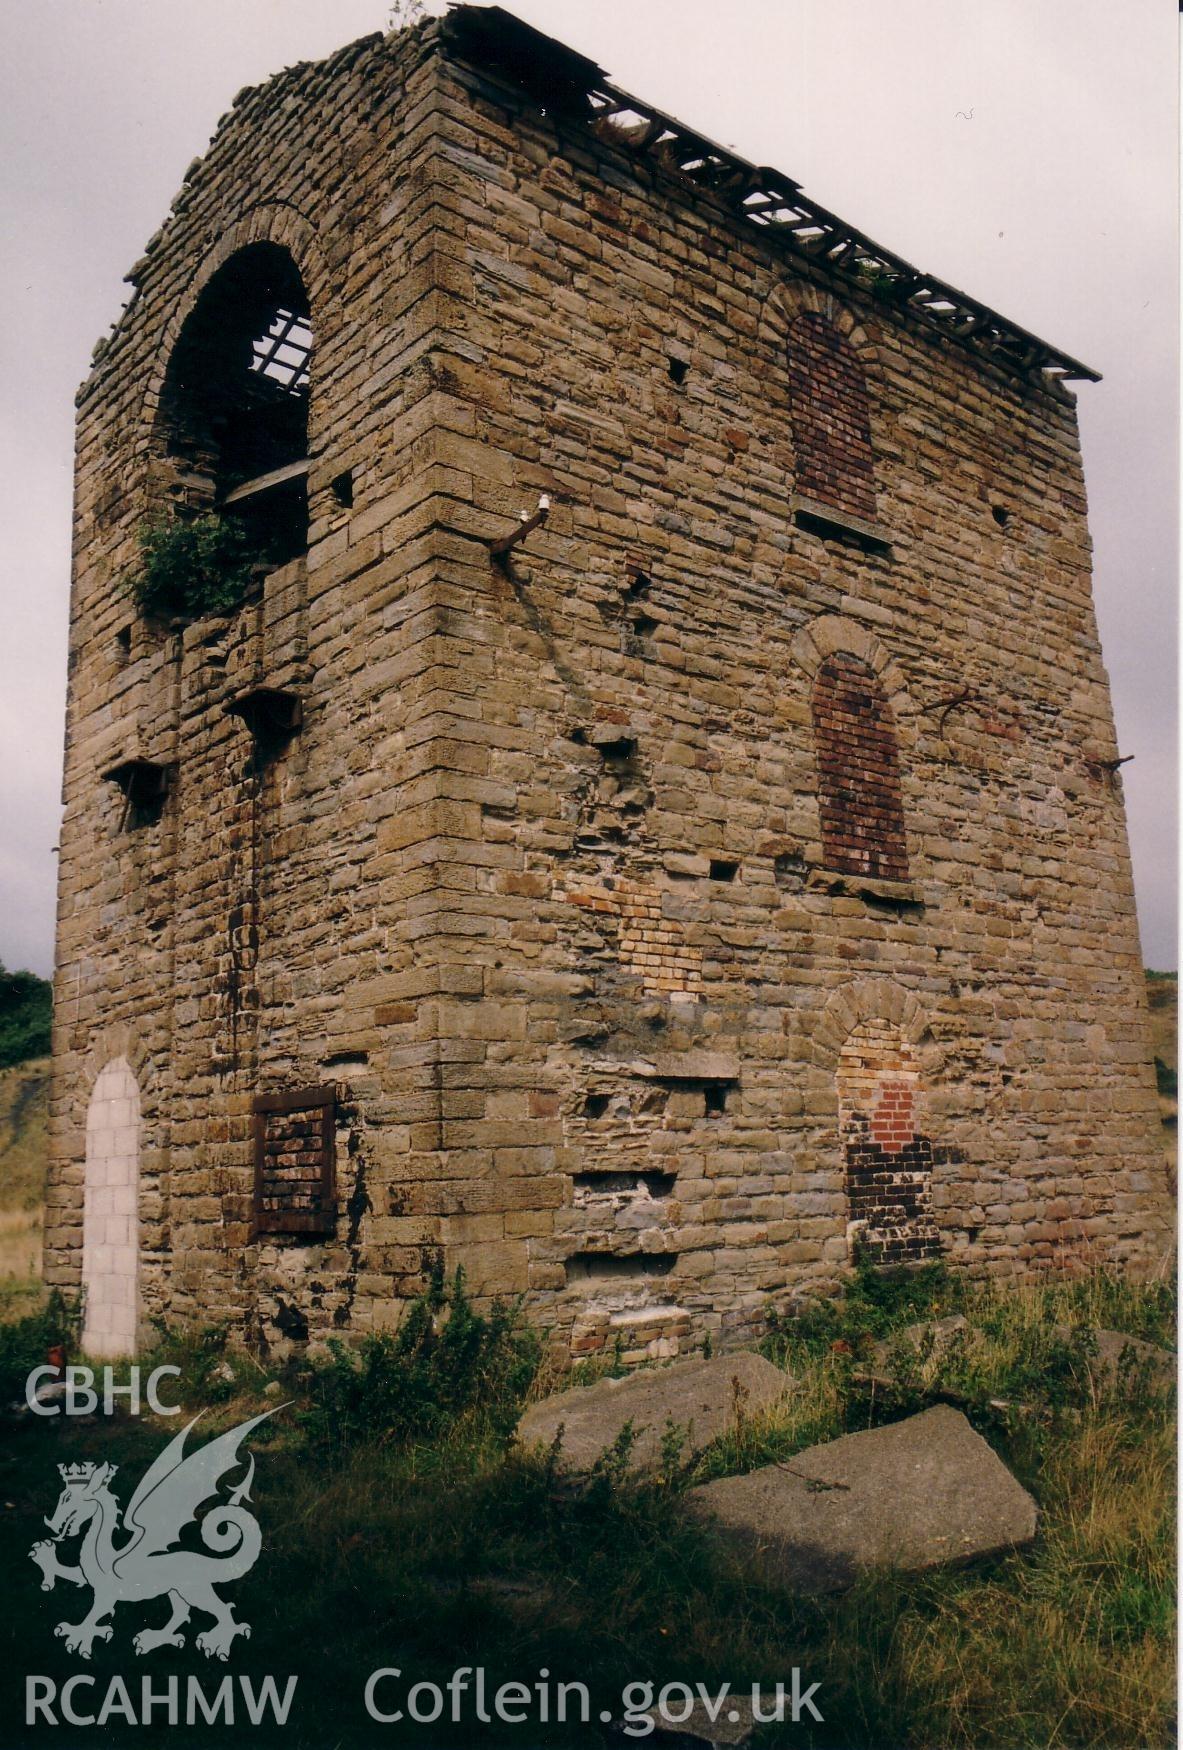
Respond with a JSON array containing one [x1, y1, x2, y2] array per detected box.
[[0, 0, 1176, 976]]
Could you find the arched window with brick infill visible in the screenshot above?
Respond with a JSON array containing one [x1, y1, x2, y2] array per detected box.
[[812, 652, 908, 880], [837, 1021, 940, 1264], [787, 313, 876, 523]]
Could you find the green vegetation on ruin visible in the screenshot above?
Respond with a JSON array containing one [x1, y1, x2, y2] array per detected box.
[[127, 513, 258, 623]]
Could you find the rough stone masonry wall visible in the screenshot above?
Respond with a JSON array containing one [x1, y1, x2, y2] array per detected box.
[[47, 17, 1172, 1363], [47, 27, 492, 1348], [407, 35, 1171, 1358]]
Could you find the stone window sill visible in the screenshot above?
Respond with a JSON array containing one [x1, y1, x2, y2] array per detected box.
[[806, 868, 922, 907], [791, 493, 892, 553], [588, 1051, 739, 1083]]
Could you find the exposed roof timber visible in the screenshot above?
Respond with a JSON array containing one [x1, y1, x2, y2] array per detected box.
[[219, 457, 310, 508], [442, 5, 1099, 390], [440, 1, 604, 114], [251, 306, 312, 395]]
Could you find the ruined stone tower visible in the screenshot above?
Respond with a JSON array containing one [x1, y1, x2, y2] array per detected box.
[[47, 8, 1171, 1360]]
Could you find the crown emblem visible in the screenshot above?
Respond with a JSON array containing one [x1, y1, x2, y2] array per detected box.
[[57, 1462, 98, 1482]]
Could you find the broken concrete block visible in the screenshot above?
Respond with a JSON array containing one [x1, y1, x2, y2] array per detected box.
[[517, 1351, 793, 1471], [854, 1312, 970, 1387], [1054, 1326, 1175, 1392], [620, 1690, 787, 1747], [687, 1403, 1036, 1593]]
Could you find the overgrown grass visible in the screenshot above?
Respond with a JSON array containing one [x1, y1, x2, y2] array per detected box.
[[0, 1288, 77, 1405], [0, 1213, 42, 1312], [301, 1265, 540, 1451], [0, 1266, 1172, 1747], [0, 1057, 49, 1308], [871, 1403, 1175, 1748]]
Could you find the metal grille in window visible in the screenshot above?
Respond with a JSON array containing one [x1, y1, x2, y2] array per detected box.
[[252, 1085, 336, 1236]]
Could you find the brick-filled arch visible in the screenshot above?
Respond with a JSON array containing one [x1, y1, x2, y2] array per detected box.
[[787, 312, 876, 521], [812, 653, 908, 880], [838, 1021, 940, 1264]]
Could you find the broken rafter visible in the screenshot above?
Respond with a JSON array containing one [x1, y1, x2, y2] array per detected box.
[[443, 6, 1098, 390], [219, 457, 310, 507], [250, 306, 312, 395], [587, 81, 1101, 384]]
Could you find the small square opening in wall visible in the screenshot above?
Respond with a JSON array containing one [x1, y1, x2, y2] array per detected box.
[[667, 356, 689, 386], [596, 735, 637, 764], [331, 469, 354, 509], [114, 625, 132, 664], [103, 759, 170, 833], [709, 858, 739, 882], [253, 1084, 337, 1237], [226, 687, 303, 766], [703, 1082, 728, 1116]]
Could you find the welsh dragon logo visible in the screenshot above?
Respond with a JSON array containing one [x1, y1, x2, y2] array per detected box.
[[29, 1407, 281, 1661]]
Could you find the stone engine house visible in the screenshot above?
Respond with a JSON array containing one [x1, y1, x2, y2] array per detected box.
[[47, 8, 1171, 1359]]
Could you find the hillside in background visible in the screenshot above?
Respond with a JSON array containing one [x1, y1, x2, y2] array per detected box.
[[0, 965, 51, 1306], [0, 964, 50, 1069], [1146, 970, 1177, 1082], [0, 1056, 48, 1304]]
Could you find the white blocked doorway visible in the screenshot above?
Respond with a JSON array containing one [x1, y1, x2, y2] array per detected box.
[[82, 1057, 140, 1356]]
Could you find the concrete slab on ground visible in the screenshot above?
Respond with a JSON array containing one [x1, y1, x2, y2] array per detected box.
[[1054, 1326, 1175, 1392], [687, 1403, 1036, 1594], [620, 1690, 787, 1747], [517, 1351, 793, 1471]]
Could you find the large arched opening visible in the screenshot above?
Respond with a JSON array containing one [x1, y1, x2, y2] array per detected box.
[[154, 240, 312, 595]]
